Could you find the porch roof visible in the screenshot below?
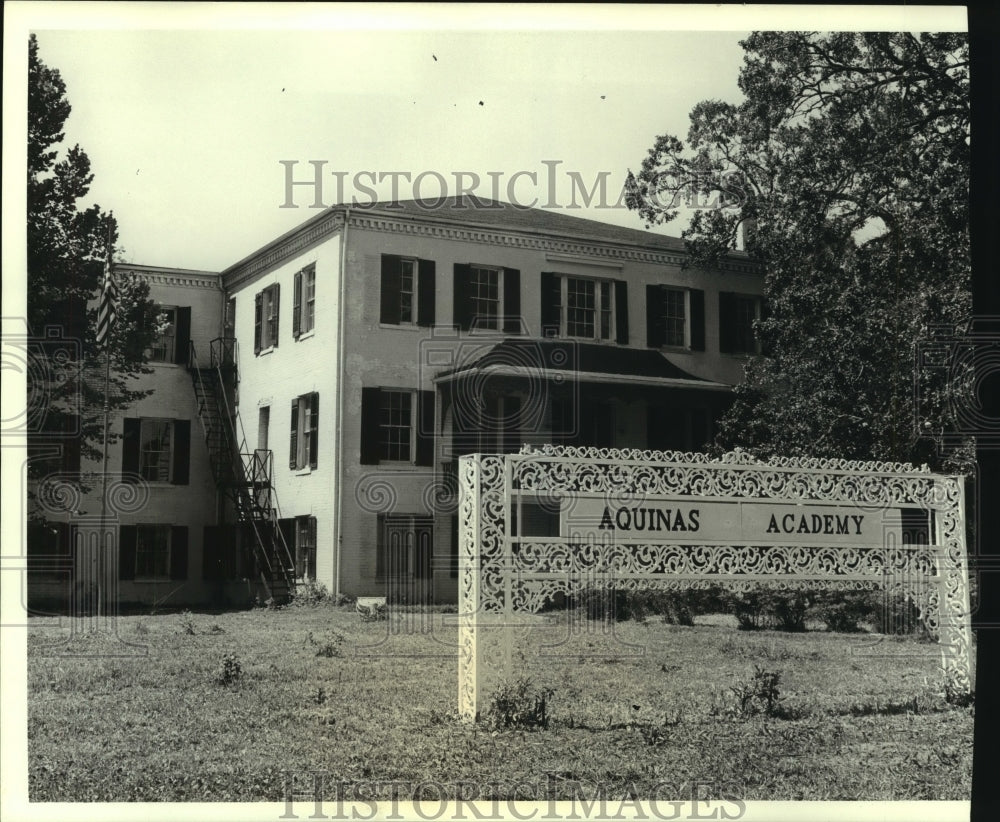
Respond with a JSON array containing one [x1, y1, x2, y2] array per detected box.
[[433, 339, 732, 391]]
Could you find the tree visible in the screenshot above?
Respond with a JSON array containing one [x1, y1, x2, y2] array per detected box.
[[626, 32, 971, 468], [27, 34, 161, 506]]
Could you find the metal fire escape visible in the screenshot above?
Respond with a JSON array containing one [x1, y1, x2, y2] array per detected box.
[[188, 338, 295, 603]]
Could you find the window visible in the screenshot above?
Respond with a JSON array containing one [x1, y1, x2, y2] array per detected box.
[[148, 307, 176, 362], [135, 525, 171, 581], [295, 515, 317, 580], [254, 284, 280, 353], [359, 387, 435, 466], [470, 266, 501, 329], [719, 292, 763, 354], [258, 406, 270, 451], [541, 273, 628, 343], [289, 392, 319, 470], [454, 264, 521, 332], [663, 289, 687, 347], [293, 265, 316, 338], [224, 297, 236, 337], [120, 524, 187, 582], [122, 418, 190, 484], [646, 286, 704, 351], [380, 390, 414, 462], [380, 255, 436, 326]]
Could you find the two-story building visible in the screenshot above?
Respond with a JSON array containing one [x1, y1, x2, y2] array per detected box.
[[27, 197, 764, 610]]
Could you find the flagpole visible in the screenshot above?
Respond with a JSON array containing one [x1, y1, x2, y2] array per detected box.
[[98, 226, 113, 623]]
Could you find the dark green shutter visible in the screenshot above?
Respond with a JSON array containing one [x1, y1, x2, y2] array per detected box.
[[172, 420, 190, 485], [122, 419, 141, 478], [417, 259, 436, 327], [292, 270, 302, 339], [540, 273, 561, 337], [174, 307, 191, 365], [503, 268, 521, 334], [254, 292, 263, 354], [271, 285, 280, 347], [614, 281, 629, 344], [309, 392, 319, 470], [380, 256, 402, 324], [689, 289, 705, 351], [119, 525, 136, 581], [646, 285, 665, 347], [170, 526, 188, 580], [289, 399, 299, 469], [415, 390, 435, 466], [453, 264, 472, 331], [718, 292, 736, 353], [360, 387, 382, 465]]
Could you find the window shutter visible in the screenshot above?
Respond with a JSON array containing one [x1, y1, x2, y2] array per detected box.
[[417, 259, 436, 327], [540, 273, 561, 337], [503, 268, 521, 334], [122, 419, 141, 479], [416, 390, 435, 466], [453, 264, 472, 331], [380, 255, 402, 324], [718, 292, 736, 353], [119, 525, 136, 581], [309, 392, 319, 470], [170, 526, 188, 581], [292, 270, 302, 339], [172, 420, 191, 485], [174, 307, 191, 365], [614, 280, 629, 345], [646, 285, 665, 348], [503, 396, 522, 454], [289, 399, 299, 469], [360, 387, 382, 465], [689, 289, 705, 351], [254, 292, 263, 354], [271, 284, 280, 347]]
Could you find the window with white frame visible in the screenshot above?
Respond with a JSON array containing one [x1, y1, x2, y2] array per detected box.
[[663, 288, 687, 347], [293, 265, 316, 338], [290, 392, 319, 470], [379, 390, 414, 462], [255, 284, 280, 352], [148, 307, 176, 362], [563, 277, 614, 341], [135, 525, 171, 581], [470, 266, 501, 329], [139, 419, 174, 482]]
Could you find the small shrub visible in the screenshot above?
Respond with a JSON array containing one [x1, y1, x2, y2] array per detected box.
[[290, 580, 332, 607], [871, 592, 930, 638], [312, 686, 327, 705], [815, 590, 873, 633], [215, 653, 243, 686], [315, 632, 345, 658], [730, 592, 775, 631], [334, 593, 356, 607], [178, 610, 196, 636], [944, 676, 975, 708], [484, 677, 554, 731], [729, 665, 784, 718], [207, 623, 225, 634], [772, 593, 808, 633]]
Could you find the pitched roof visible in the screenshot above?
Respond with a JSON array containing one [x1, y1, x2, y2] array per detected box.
[[350, 197, 692, 253]]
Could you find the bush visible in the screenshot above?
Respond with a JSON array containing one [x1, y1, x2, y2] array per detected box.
[[572, 587, 699, 625], [315, 632, 345, 658], [289, 580, 331, 607], [871, 592, 929, 637], [484, 678, 554, 731], [730, 591, 775, 631], [729, 665, 784, 718], [215, 653, 242, 686], [772, 593, 809, 633]]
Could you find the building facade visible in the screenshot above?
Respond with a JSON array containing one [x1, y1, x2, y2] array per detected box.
[[27, 199, 764, 610]]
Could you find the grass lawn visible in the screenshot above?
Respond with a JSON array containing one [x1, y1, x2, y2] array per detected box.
[[27, 604, 974, 802]]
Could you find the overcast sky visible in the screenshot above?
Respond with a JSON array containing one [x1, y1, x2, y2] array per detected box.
[[6, 4, 968, 273]]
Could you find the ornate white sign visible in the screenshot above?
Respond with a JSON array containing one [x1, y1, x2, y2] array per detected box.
[[458, 446, 972, 722]]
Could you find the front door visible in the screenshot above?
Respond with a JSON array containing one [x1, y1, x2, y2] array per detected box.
[[382, 516, 433, 604]]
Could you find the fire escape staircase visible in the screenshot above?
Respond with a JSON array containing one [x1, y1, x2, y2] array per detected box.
[[188, 338, 295, 603]]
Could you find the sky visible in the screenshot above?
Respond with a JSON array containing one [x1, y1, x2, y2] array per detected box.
[[5, 3, 967, 274]]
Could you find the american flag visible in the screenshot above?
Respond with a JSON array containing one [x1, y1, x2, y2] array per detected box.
[[95, 248, 118, 348]]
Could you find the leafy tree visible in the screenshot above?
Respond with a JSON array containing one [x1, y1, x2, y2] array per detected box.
[[626, 32, 971, 468], [27, 33, 161, 505]]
